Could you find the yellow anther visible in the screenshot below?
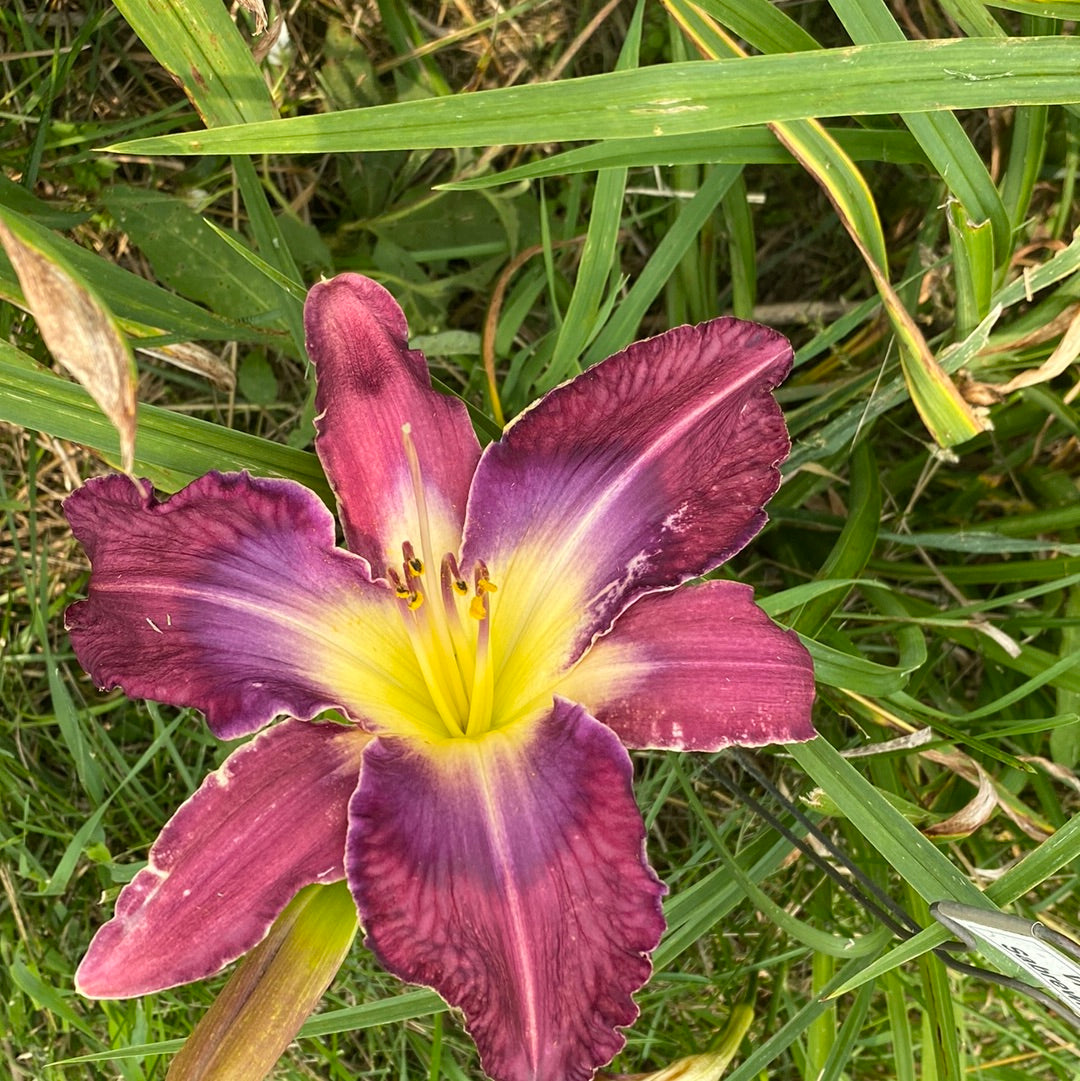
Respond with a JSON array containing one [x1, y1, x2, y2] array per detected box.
[[394, 586, 411, 599], [469, 595, 487, 621], [453, 578, 469, 596], [477, 578, 498, 595], [407, 590, 424, 611], [408, 557, 424, 576]]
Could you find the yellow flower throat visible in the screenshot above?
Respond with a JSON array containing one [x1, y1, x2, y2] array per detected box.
[[391, 425, 499, 741]]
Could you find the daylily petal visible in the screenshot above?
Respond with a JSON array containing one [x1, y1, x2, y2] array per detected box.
[[304, 273, 481, 571], [64, 471, 440, 741], [346, 700, 666, 1081], [76, 719, 369, 998], [560, 581, 816, 751], [462, 318, 792, 702]]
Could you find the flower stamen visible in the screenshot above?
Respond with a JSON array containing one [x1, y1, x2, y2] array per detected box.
[[398, 424, 475, 736]]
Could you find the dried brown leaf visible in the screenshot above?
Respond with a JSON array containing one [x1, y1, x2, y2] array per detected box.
[[0, 219, 137, 472], [137, 342, 235, 392]]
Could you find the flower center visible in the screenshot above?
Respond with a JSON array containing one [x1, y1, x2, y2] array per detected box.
[[391, 425, 499, 740]]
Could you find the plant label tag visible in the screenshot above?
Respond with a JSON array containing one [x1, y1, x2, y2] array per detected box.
[[932, 901, 1080, 1017]]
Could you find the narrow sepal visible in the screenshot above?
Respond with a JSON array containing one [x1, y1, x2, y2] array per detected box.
[[166, 882, 358, 1081], [76, 720, 368, 998], [304, 273, 481, 570], [346, 702, 666, 1081], [563, 581, 816, 750]]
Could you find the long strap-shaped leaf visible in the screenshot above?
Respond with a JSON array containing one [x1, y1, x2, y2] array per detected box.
[[106, 37, 1080, 156], [665, 0, 985, 448]]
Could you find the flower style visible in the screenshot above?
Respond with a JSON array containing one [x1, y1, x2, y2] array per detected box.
[[66, 274, 815, 1081]]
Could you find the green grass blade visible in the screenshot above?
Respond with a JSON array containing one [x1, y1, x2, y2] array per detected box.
[[546, 166, 626, 384], [546, 4, 645, 383], [443, 128, 928, 190], [829, 0, 1010, 264], [231, 156, 307, 353], [828, 811, 1080, 997], [999, 105, 1049, 241], [49, 989, 448, 1063], [721, 172, 756, 318], [792, 440, 880, 636], [106, 39, 1080, 156], [693, 0, 822, 52], [0, 204, 278, 345], [668, 0, 984, 447], [101, 185, 292, 332], [112, 0, 275, 126], [787, 738, 989, 905], [947, 199, 996, 337], [583, 165, 741, 365], [940, 0, 1009, 36]]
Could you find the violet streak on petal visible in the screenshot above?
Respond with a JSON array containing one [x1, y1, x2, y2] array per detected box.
[[305, 273, 481, 572], [462, 317, 793, 682], [64, 471, 414, 741], [76, 719, 369, 998], [346, 700, 666, 1081], [562, 580, 816, 751]]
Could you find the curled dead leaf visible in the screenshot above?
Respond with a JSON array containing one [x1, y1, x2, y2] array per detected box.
[[921, 755, 997, 839], [235, 0, 268, 34], [922, 746, 1052, 842], [993, 307, 1080, 395], [137, 342, 235, 392]]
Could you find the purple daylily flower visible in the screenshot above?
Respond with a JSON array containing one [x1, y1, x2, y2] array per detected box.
[[66, 273, 815, 1081]]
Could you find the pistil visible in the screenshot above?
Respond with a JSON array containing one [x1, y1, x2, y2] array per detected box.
[[465, 567, 496, 737]]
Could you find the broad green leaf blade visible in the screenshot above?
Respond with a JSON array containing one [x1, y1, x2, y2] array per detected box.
[[112, 0, 275, 126], [106, 38, 1080, 156], [102, 186, 292, 329]]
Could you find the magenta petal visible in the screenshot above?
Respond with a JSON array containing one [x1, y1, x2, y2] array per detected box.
[[462, 318, 792, 658], [563, 581, 816, 751], [347, 701, 666, 1081], [64, 471, 394, 740], [76, 719, 368, 998], [304, 273, 481, 570]]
